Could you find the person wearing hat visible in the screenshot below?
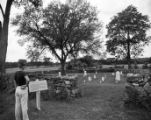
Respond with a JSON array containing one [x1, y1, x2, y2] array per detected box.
[[14, 61, 30, 120]]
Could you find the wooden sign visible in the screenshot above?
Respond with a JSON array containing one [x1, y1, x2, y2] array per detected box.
[[29, 79, 48, 92], [36, 91, 41, 110]]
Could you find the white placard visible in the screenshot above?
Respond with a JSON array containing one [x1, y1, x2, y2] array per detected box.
[[29, 80, 48, 92]]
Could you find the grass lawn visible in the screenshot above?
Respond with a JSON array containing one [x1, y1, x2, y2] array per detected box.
[[0, 73, 151, 120]]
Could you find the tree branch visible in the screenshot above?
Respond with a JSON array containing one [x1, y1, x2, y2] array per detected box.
[[0, 4, 5, 18], [35, 23, 62, 61], [39, 47, 48, 56]]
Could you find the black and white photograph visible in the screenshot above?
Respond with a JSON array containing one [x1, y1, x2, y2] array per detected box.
[[0, 0, 151, 120]]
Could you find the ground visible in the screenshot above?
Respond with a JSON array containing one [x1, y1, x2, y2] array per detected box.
[[0, 73, 151, 120]]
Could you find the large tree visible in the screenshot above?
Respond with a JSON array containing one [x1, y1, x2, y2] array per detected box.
[[12, 1, 102, 75], [0, 0, 14, 76], [0, 0, 41, 89], [106, 5, 151, 67]]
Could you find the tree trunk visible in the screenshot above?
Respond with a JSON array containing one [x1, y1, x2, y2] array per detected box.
[[0, 23, 4, 74], [60, 60, 66, 76], [127, 42, 131, 69], [0, 18, 9, 90], [0, 0, 14, 89], [127, 36, 131, 69], [0, 21, 9, 74], [0, 36, 7, 74]]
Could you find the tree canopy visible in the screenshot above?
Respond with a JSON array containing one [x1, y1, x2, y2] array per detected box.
[[12, 1, 102, 74], [106, 5, 151, 62]]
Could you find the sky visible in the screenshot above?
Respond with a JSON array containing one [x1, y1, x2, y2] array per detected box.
[[0, 0, 151, 62]]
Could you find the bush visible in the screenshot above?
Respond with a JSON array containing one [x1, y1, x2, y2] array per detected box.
[[124, 75, 151, 111], [99, 65, 103, 69], [97, 68, 115, 73], [134, 62, 138, 69], [142, 63, 148, 69], [66, 63, 73, 70], [115, 65, 124, 69]]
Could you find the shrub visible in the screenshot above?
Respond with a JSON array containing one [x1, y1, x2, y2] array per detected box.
[[99, 65, 103, 69], [134, 62, 138, 69], [66, 63, 73, 70], [142, 63, 148, 69], [124, 75, 151, 111]]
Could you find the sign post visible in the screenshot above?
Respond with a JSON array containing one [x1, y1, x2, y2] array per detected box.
[[29, 79, 48, 110], [36, 91, 41, 110]]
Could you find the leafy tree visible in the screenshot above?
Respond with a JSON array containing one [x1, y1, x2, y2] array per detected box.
[[43, 57, 51, 65], [79, 55, 93, 67], [18, 59, 27, 66], [0, 0, 42, 89], [12, 1, 102, 75], [106, 5, 151, 68]]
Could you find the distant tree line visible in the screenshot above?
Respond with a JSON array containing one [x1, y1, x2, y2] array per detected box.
[[5, 56, 151, 69], [99, 58, 151, 65], [5, 61, 56, 68], [66, 56, 151, 70]]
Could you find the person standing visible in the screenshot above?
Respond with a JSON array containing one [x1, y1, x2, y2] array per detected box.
[[14, 61, 30, 120]]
